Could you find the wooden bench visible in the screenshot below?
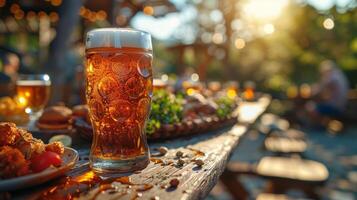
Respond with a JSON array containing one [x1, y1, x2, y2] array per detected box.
[[264, 137, 307, 155], [221, 156, 329, 200]]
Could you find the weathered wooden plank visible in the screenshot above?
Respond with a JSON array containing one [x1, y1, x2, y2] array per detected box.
[[11, 96, 270, 200]]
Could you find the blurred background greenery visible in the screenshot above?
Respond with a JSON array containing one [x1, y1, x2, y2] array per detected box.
[[0, 0, 356, 100]]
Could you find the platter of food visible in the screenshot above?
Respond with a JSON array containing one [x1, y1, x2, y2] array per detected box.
[[73, 89, 239, 141], [0, 123, 78, 192], [23, 104, 90, 142]]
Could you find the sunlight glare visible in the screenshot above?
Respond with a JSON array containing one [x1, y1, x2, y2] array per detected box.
[[263, 24, 275, 34], [243, 0, 288, 21]]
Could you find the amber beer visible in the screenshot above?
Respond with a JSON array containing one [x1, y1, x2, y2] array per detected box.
[[16, 79, 51, 114], [85, 28, 152, 173]]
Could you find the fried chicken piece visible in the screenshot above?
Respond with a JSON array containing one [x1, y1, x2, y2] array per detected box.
[[0, 123, 46, 159], [0, 146, 30, 179], [14, 129, 46, 159], [0, 122, 21, 146], [45, 141, 64, 155]]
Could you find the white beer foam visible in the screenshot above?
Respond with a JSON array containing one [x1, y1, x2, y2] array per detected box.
[[86, 28, 152, 50], [17, 80, 51, 86]]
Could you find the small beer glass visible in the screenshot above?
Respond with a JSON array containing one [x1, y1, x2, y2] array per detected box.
[[16, 74, 51, 120]]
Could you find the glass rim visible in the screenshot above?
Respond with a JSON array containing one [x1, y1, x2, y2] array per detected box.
[[86, 27, 152, 50], [88, 27, 151, 36], [17, 74, 51, 83]]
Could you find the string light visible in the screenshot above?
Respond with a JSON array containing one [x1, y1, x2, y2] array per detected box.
[[26, 11, 36, 20], [79, 7, 86, 16], [143, 6, 154, 16], [10, 4, 20, 13], [14, 10, 24, 20], [96, 10, 107, 21], [0, 0, 6, 7], [49, 12, 59, 22], [38, 11, 47, 19], [50, 0, 62, 6], [89, 12, 96, 22], [79, 6, 107, 22]]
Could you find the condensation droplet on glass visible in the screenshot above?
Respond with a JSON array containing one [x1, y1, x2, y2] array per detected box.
[[137, 54, 152, 78]]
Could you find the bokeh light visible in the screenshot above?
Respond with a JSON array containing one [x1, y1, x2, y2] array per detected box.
[[212, 33, 224, 44], [49, 12, 59, 23], [263, 24, 275, 34], [143, 6, 154, 16], [26, 11, 36, 20], [234, 38, 246, 49], [0, 0, 5, 7], [300, 84, 311, 98], [323, 18, 334, 30], [286, 85, 298, 98], [51, 0, 62, 6], [161, 74, 169, 82], [10, 4, 20, 13], [227, 89, 237, 99], [191, 73, 199, 82], [96, 10, 107, 21]]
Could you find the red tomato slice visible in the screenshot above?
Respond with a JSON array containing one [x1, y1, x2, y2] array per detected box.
[[31, 151, 62, 173]]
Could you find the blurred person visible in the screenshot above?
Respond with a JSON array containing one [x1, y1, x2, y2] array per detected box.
[[303, 60, 349, 127], [0, 53, 20, 97], [3, 53, 20, 81], [1, 53, 20, 81], [174, 67, 195, 92]]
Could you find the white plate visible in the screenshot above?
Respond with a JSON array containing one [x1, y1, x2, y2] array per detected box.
[[0, 147, 79, 192]]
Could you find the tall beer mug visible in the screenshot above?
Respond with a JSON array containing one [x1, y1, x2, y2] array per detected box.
[[85, 28, 152, 173]]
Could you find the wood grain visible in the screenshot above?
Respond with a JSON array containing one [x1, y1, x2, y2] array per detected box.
[[10, 96, 270, 200]]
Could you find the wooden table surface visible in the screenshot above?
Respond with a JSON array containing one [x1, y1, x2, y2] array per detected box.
[[11, 96, 270, 200]]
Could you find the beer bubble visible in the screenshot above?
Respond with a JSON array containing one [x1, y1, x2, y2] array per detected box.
[[137, 54, 152, 78], [98, 76, 120, 100], [125, 76, 144, 99], [108, 99, 132, 122], [110, 53, 132, 78]]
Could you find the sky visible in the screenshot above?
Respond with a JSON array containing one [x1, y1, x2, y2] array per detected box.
[[131, 0, 356, 41], [307, 0, 354, 10]]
